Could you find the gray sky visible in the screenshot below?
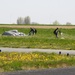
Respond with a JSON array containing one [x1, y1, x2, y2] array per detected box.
[[0, 0, 75, 24]]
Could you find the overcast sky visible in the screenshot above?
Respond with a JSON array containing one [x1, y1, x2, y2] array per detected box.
[[0, 0, 75, 24]]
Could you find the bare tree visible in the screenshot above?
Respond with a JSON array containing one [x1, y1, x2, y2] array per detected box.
[[66, 22, 72, 25], [17, 17, 24, 24], [24, 16, 31, 24], [53, 20, 60, 25]]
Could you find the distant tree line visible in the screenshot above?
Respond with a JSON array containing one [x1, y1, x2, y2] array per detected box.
[[17, 16, 72, 25], [17, 16, 31, 24], [52, 20, 72, 25]]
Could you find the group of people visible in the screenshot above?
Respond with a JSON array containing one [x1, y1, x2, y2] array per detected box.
[[29, 27, 62, 38]]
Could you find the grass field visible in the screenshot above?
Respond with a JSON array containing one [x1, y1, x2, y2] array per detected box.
[[0, 26, 75, 50], [0, 25, 75, 72], [0, 52, 75, 72]]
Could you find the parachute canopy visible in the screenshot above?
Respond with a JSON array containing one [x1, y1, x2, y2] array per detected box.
[[2, 30, 27, 36]]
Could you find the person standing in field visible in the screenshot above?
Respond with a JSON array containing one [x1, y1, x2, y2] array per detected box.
[[53, 28, 59, 38]]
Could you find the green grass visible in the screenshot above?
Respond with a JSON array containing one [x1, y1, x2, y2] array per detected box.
[[0, 52, 75, 72], [0, 27, 75, 72], [0, 27, 75, 50]]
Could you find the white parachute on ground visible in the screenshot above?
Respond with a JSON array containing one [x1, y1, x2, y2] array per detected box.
[[2, 30, 27, 36], [60, 32, 65, 39]]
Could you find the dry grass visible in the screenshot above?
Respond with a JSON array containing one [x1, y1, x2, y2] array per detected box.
[[0, 25, 75, 29]]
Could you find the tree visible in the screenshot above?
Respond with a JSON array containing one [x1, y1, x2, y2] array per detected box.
[[24, 16, 31, 24], [66, 22, 72, 25], [53, 20, 60, 25], [17, 17, 24, 24], [31, 22, 38, 24]]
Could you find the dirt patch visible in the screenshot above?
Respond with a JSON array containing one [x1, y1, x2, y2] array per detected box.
[[0, 25, 75, 29]]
